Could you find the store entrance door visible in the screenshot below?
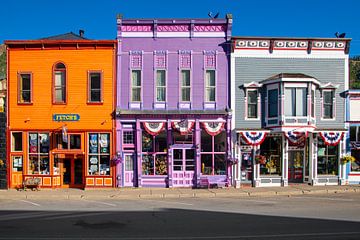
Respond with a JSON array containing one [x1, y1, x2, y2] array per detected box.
[[172, 148, 195, 187], [124, 153, 135, 187], [288, 150, 304, 183], [61, 157, 83, 188]]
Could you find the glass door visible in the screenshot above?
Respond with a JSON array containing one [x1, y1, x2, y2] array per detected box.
[[172, 148, 195, 187], [74, 158, 83, 185], [62, 158, 71, 186], [288, 150, 304, 183]]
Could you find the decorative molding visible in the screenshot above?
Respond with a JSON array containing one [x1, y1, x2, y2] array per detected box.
[[179, 51, 191, 68], [194, 25, 225, 32], [319, 82, 340, 89], [157, 25, 189, 32], [154, 51, 167, 69], [243, 81, 263, 88], [121, 25, 152, 32]]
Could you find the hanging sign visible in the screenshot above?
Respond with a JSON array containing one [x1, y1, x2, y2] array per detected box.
[[284, 130, 308, 145], [143, 122, 166, 136], [319, 131, 344, 146], [172, 120, 194, 135], [241, 131, 267, 146], [202, 122, 225, 136]]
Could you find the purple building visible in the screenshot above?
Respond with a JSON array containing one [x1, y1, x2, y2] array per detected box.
[[116, 15, 233, 188]]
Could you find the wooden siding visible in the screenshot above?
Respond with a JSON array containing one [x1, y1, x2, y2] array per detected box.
[[8, 49, 115, 131]]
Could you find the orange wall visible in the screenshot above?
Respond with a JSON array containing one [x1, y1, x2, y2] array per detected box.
[[8, 48, 115, 131]]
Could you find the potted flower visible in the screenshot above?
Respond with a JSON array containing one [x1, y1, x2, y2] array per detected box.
[[340, 155, 356, 164], [255, 155, 266, 165]]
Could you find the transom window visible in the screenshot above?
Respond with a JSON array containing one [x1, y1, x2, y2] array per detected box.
[[53, 63, 66, 103], [205, 70, 215, 102], [181, 70, 191, 102], [131, 70, 141, 102], [56, 133, 81, 150], [18, 73, 31, 103], [247, 90, 258, 119], [88, 72, 102, 103], [285, 87, 307, 117], [156, 70, 166, 102], [323, 90, 334, 119], [123, 131, 135, 145]]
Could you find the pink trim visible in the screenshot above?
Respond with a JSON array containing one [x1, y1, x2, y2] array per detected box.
[[121, 25, 152, 32], [194, 25, 225, 32], [157, 25, 189, 32]]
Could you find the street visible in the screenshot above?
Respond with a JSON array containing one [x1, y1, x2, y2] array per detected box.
[[0, 192, 359, 239]]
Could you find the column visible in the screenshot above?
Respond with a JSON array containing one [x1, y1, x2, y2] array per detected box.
[[339, 138, 347, 185], [282, 136, 288, 187], [234, 133, 241, 188], [195, 119, 201, 187], [167, 119, 173, 188], [312, 134, 318, 185], [226, 115, 232, 186], [136, 119, 142, 187], [253, 146, 261, 187]]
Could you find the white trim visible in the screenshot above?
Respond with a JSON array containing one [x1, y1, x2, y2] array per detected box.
[[157, 32, 190, 37], [193, 32, 226, 37], [243, 81, 263, 88], [122, 32, 153, 37], [244, 89, 260, 120], [319, 82, 340, 89], [232, 49, 348, 59], [320, 89, 336, 121], [154, 69, 167, 103], [261, 77, 320, 86]]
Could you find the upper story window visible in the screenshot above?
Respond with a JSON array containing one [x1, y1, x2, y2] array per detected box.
[[181, 70, 191, 102], [205, 70, 216, 102], [247, 90, 258, 119], [284, 87, 307, 117], [53, 63, 66, 103], [156, 70, 166, 102], [88, 72, 102, 103], [323, 90, 334, 119], [131, 70, 141, 102], [268, 89, 278, 118], [18, 73, 32, 103]]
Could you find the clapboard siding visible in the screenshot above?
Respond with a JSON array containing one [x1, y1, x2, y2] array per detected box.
[[234, 57, 345, 129]]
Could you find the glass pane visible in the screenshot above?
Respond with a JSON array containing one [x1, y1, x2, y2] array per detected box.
[[21, 74, 31, 90], [40, 156, 50, 175], [132, 70, 141, 86], [90, 73, 101, 89], [206, 88, 215, 102], [142, 155, 154, 175], [89, 155, 99, 175], [142, 131, 153, 152], [248, 90, 257, 104], [311, 90, 315, 118], [201, 154, 212, 175], [22, 91, 31, 102], [248, 104, 257, 118], [123, 131, 134, 144], [156, 70, 166, 86], [100, 155, 110, 175], [55, 72, 65, 86], [125, 155, 134, 171], [39, 133, 49, 153], [285, 88, 294, 116], [201, 130, 212, 152], [181, 70, 190, 86], [206, 70, 215, 87], [29, 155, 39, 174], [181, 88, 190, 101], [155, 131, 167, 152], [351, 150, 360, 172], [260, 137, 282, 176], [12, 132, 23, 151], [156, 88, 166, 102], [55, 88, 65, 102], [70, 134, 81, 149], [268, 89, 278, 118], [214, 131, 226, 152], [173, 149, 183, 160], [214, 154, 226, 175], [53, 158, 60, 175], [99, 134, 110, 153], [91, 90, 101, 102], [89, 134, 98, 153], [296, 88, 307, 116], [324, 105, 333, 118], [12, 156, 23, 172], [324, 91, 333, 104], [132, 88, 141, 102], [29, 133, 38, 153], [155, 155, 167, 175]]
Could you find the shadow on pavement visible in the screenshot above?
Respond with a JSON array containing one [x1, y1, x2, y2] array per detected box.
[[0, 209, 359, 239]]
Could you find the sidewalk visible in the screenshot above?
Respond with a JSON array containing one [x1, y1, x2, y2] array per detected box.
[[0, 184, 359, 200]]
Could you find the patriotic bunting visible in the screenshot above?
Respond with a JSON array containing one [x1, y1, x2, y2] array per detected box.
[[202, 122, 225, 136], [241, 131, 267, 146], [143, 122, 166, 136], [319, 131, 344, 146], [172, 120, 195, 135], [284, 130, 308, 145]]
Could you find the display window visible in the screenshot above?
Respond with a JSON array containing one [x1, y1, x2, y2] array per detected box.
[[88, 133, 110, 175], [28, 133, 50, 175], [141, 130, 167, 176], [350, 150, 360, 172], [259, 136, 282, 176], [317, 137, 338, 175]]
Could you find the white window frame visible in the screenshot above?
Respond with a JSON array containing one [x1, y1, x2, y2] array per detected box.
[[321, 89, 336, 121], [180, 69, 191, 103], [130, 70, 142, 102], [204, 69, 216, 103], [155, 69, 167, 103], [245, 88, 260, 120]]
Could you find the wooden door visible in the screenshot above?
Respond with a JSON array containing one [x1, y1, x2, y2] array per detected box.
[[124, 154, 135, 187], [11, 156, 23, 188]]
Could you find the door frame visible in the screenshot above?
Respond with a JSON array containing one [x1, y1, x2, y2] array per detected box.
[[123, 152, 136, 187], [171, 147, 195, 187], [288, 149, 305, 183], [60, 156, 84, 188]]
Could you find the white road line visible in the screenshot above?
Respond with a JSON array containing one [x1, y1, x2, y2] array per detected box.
[[19, 200, 41, 206], [140, 199, 194, 206], [82, 199, 117, 207], [292, 196, 355, 202]]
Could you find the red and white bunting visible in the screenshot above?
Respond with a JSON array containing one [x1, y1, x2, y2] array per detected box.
[[202, 122, 225, 136], [143, 122, 165, 136], [241, 131, 267, 146], [284, 130, 308, 145], [172, 120, 195, 135], [319, 131, 344, 146]]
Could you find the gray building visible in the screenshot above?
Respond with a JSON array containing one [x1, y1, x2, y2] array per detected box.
[[230, 37, 351, 187]]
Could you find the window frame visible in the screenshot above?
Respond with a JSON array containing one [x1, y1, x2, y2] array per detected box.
[[130, 70, 142, 102], [204, 69, 216, 102], [317, 136, 339, 176], [284, 87, 308, 117], [180, 69, 191, 102], [246, 89, 259, 119], [155, 69, 167, 103], [87, 71, 103, 104], [88, 133, 111, 176], [11, 132, 23, 152], [322, 89, 335, 120], [28, 132, 50, 175], [52, 62, 67, 104], [17, 72, 33, 104]]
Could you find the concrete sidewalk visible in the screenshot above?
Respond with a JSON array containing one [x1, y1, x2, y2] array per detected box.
[[0, 184, 359, 200]]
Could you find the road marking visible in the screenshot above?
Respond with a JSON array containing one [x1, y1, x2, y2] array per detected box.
[[292, 196, 355, 202], [19, 200, 41, 206], [82, 199, 117, 207], [139, 199, 194, 206]]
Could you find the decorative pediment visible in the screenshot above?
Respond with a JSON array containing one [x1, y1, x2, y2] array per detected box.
[[319, 82, 339, 89], [243, 81, 263, 88]]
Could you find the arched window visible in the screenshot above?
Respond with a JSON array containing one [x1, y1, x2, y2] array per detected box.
[[53, 62, 66, 103]]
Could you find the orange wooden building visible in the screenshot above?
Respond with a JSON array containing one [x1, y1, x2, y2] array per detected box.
[[5, 32, 117, 188]]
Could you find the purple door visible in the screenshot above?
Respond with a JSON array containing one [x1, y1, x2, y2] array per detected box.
[[124, 154, 135, 187], [172, 149, 195, 187]]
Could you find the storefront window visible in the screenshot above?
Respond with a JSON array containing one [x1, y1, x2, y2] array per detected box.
[[88, 133, 110, 175], [351, 150, 360, 172], [260, 136, 282, 176], [317, 137, 338, 175], [200, 128, 226, 175], [28, 133, 50, 175], [141, 129, 167, 175]]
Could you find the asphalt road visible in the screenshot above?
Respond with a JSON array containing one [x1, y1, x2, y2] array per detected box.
[[0, 193, 359, 239]]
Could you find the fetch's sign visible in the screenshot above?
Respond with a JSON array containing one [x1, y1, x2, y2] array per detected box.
[[53, 114, 80, 122]]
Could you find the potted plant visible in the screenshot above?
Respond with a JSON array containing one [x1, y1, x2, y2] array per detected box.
[[340, 155, 356, 164], [255, 155, 266, 165]]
